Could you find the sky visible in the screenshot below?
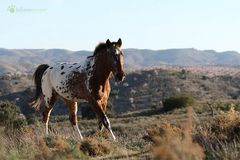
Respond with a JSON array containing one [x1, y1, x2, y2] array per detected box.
[[0, 0, 240, 52]]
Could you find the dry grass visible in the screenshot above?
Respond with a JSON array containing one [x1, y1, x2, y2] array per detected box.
[[1, 103, 240, 159], [0, 127, 88, 160], [0, 119, 150, 160], [80, 137, 111, 156], [195, 106, 240, 159], [147, 108, 205, 160], [145, 105, 240, 160]]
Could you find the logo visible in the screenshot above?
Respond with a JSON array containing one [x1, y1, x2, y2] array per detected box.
[[8, 4, 16, 13], [7, 4, 47, 14]]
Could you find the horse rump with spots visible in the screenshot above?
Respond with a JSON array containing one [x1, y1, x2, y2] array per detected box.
[[30, 38, 125, 140]]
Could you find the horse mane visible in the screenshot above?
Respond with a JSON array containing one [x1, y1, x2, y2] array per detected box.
[[88, 43, 107, 58]]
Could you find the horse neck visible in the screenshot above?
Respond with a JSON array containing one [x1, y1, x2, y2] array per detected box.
[[86, 53, 111, 86], [95, 54, 111, 84]]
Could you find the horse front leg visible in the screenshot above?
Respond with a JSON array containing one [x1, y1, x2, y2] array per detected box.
[[88, 98, 116, 141], [97, 100, 108, 131], [98, 82, 111, 132]]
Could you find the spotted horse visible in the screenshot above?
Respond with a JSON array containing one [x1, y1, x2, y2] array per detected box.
[[30, 39, 125, 141]]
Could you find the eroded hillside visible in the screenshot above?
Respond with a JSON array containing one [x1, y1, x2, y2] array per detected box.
[[0, 66, 240, 115]]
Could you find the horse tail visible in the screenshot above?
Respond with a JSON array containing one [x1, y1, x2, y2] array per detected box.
[[29, 64, 49, 110]]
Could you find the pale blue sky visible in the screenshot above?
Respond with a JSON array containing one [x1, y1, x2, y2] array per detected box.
[[0, 0, 240, 51]]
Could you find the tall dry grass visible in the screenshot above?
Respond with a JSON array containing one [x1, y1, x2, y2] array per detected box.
[[0, 125, 104, 160], [147, 108, 205, 160], [1, 104, 240, 159], [147, 105, 240, 160], [195, 106, 240, 159]]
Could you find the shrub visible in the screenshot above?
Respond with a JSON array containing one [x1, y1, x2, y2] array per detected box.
[[12, 117, 27, 129], [163, 96, 195, 111], [80, 138, 111, 156], [0, 101, 20, 126], [26, 114, 39, 125], [211, 106, 240, 140], [194, 107, 240, 159], [0, 101, 28, 131], [35, 136, 88, 160], [195, 106, 240, 143], [147, 108, 204, 160]]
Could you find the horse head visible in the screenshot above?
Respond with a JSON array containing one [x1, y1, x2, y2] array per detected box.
[[105, 38, 125, 82]]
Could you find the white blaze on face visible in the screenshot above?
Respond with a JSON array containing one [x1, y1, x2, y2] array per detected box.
[[115, 49, 120, 55]]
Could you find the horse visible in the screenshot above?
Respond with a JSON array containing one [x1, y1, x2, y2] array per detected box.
[[30, 38, 125, 140]]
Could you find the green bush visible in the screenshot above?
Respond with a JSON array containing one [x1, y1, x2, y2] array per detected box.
[[0, 101, 27, 130], [163, 96, 195, 111], [0, 101, 20, 126], [12, 117, 27, 129]]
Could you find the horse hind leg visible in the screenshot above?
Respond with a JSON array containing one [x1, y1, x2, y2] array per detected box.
[[65, 100, 83, 139], [43, 107, 52, 135], [42, 91, 57, 135]]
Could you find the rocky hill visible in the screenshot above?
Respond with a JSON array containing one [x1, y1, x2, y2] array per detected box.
[[1, 67, 240, 115]]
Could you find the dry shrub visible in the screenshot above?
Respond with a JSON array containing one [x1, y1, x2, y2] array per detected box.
[[211, 106, 240, 140], [53, 136, 71, 151], [195, 106, 240, 159], [195, 106, 240, 144], [44, 136, 71, 151], [37, 139, 53, 159], [145, 121, 181, 143], [147, 108, 205, 160], [80, 138, 111, 156], [37, 136, 87, 160]]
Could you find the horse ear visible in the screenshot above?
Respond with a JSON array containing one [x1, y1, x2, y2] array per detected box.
[[106, 39, 111, 48], [117, 38, 122, 47]]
